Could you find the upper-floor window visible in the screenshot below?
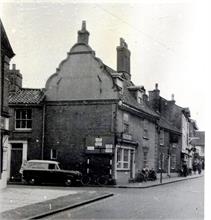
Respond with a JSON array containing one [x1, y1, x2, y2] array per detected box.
[[123, 112, 129, 134], [160, 130, 164, 145], [15, 109, 32, 130], [143, 119, 149, 139]]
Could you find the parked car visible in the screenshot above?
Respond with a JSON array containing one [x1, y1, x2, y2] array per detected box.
[[20, 160, 82, 186]]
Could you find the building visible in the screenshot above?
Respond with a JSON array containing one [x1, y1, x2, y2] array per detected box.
[[7, 21, 203, 184], [148, 84, 182, 176], [0, 19, 15, 188], [8, 21, 162, 184]]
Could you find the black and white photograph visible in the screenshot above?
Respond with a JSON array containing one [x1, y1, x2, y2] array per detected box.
[[0, 0, 209, 219]]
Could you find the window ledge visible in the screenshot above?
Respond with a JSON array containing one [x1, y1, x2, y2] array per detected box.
[[14, 129, 32, 133], [143, 136, 149, 140]]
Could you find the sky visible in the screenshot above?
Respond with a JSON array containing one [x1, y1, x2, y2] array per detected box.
[[1, 0, 211, 217], [0, 0, 209, 132]]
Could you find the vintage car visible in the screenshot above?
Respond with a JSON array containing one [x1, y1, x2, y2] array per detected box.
[[21, 160, 82, 186]]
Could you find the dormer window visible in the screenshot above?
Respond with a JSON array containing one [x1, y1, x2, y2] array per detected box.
[[112, 73, 124, 94], [116, 78, 123, 90], [137, 90, 143, 104]]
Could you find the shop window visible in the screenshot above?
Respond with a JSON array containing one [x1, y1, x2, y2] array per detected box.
[[15, 109, 32, 130], [116, 147, 131, 170]]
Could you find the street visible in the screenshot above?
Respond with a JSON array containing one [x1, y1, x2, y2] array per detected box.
[[42, 176, 204, 220]]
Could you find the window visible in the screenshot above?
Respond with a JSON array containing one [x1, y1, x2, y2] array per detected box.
[[116, 147, 131, 170], [143, 129, 149, 139], [137, 91, 143, 104], [123, 113, 129, 134], [50, 149, 57, 160], [143, 120, 149, 139], [123, 123, 129, 133], [15, 109, 32, 130], [160, 130, 164, 145], [171, 155, 176, 169], [143, 151, 148, 168]]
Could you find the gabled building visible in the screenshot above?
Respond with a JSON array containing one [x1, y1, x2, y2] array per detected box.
[[8, 21, 161, 184], [0, 19, 15, 188]]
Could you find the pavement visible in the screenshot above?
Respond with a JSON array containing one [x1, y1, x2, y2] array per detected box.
[[0, 173, 203, 220]]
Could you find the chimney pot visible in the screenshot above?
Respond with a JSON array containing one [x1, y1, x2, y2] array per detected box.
[[171, 94, 175, 101], [155, 83, 158, 90], [77, 20, 89, 44], [12, 64, 16, 70]]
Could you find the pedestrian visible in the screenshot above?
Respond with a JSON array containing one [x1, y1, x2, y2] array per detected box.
[[193, 160, 197, 174], [197, 161, 202, 174], [182, 161, 188, 177]]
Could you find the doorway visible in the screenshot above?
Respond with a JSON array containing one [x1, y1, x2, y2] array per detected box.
[[10, 143, 23, 181]]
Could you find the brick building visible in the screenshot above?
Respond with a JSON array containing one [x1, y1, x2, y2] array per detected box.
[[7, 21, 202, 184], [148, 84, 182, 176], [0, 19, 15, 188], [7, 21, 162, 184]]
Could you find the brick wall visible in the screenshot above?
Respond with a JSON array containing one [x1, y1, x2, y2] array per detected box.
[[9, 106, 44, 159], [44, 102, 115, 171]]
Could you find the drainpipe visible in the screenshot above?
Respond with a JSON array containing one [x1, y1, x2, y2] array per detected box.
[[41, 103, 46, 159]]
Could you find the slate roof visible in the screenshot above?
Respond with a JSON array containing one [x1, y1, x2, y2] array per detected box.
[[121, 80, 159, 118], [9, 88, 44, 104], [159, 116, 181, 134]]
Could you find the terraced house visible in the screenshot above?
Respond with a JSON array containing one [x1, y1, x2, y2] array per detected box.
[[7, 21, 195, 185]]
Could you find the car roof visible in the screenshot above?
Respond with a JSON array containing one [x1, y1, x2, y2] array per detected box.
[[27, 160, 59, 164]]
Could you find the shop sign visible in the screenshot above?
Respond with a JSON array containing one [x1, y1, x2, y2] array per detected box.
[[122, 133, 132, 140], [95, 137, 102, 147], [105, 144, 113, 153], [87, 146, 95, 151]]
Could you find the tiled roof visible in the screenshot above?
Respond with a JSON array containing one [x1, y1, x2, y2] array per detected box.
[[159, 116, 181, 134], [9, 88, 44, 104], [121, 80, 159, 118]]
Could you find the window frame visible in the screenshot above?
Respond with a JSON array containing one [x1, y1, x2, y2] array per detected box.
[[116, 146, 132, 170], [15, 108, 32, 131], [159, 130, 165, 146], [50, 149, 58, 160]]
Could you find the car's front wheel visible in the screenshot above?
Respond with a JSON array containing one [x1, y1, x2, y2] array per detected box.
[[64, 178, 72, 186]]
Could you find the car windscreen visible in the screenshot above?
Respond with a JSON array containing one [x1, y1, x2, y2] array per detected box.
[[26, 162, 49, 170]]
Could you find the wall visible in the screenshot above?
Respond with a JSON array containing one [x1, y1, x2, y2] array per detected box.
[[116, 108, 157, 173], [9, 106, 44, 160], [44, 102, 115, 171], [45, 44, 118, 101]]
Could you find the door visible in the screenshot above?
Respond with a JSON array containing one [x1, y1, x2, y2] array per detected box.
[[10, 143, 23, 181]]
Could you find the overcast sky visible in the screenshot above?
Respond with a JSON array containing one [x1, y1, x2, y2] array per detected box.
[[0, 0, 209, 131]]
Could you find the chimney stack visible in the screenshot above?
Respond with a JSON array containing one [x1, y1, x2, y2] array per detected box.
[[116, 38, 131, 80], [77, 20, 89, 44], [8, 64, 22, 92]]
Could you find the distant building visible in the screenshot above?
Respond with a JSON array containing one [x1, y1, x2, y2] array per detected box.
[[148, 85, 182, 176], [0, 19, 15, 188]]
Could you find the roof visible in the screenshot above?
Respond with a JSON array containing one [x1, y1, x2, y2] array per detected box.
[[121, 80, 159, 118], [191, 131, 205, 146], [159, 116, 181, 134], [0, 19, 15, 58], [9, 88, 44, 104]]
